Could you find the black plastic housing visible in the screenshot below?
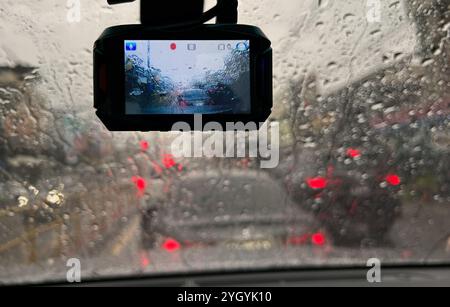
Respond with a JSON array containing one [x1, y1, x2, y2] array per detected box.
[[94, 24, 272, 131]]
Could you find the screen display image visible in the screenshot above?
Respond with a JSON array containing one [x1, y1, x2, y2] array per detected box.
[[124, 40, 251, 115]]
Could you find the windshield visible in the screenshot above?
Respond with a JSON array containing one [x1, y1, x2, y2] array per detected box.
[[0, 0, 449, 285]]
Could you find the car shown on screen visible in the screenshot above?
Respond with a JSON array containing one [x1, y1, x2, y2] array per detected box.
[[177, 89, 212, 107], [206, 83, 237, 105]]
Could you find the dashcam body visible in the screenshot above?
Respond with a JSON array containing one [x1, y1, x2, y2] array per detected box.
[[94, 24, 272, 131]]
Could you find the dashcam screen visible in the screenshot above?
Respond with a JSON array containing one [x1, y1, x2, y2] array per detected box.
[[124, 40, 251, 115]]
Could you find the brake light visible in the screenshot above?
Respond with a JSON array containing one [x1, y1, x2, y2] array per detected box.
[[140, 140, 149, 151], [347, 148, 361, 158], [306, 177, 328, 189], [162, 154, 176, 169], [140, 252, 150, 268], [311, 233, 326, 246], [162, 238, 181, 252], [386, 174, 401, 186], [132, 176, 147, 196]]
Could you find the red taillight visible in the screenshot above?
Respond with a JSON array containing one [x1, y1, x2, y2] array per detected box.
[[132, 176, 147, 195], [347, 148, 361, 158], [162, 238, 181, 252], [287, 233, 327, 247], [386, 174, 401, 186], [311, 233, 326, 246], [306, 177, 328, 189], [140, 252, 150, 268], [140, 140, 149, 151], [162, 154, 176, 169]]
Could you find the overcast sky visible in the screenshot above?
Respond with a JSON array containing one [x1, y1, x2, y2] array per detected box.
[[125, 40, 248, 86]]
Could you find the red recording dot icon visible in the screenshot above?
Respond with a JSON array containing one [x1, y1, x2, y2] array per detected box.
[[170, 43, 177, 50]]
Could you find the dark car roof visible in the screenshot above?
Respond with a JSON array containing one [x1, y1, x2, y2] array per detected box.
[[181, 89, 208, 98], [161, 170, 313, 224]]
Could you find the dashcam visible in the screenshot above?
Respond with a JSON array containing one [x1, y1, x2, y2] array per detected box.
[[94, 0, 272, 131]]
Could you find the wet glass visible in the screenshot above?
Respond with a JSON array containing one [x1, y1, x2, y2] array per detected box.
[[0, 0, 449, 284]]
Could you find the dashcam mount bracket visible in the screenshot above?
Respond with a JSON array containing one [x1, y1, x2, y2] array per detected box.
[[107, 0, 238, 27]]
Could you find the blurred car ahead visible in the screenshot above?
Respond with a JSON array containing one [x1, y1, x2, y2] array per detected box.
[[279, 145, 402, 247], [206, 83, 236, 105], [177, 89, 212, 107], [141, 170, 327, 254]]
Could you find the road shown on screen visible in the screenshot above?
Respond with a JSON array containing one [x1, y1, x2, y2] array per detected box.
[[124, 40, 251, 115]]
